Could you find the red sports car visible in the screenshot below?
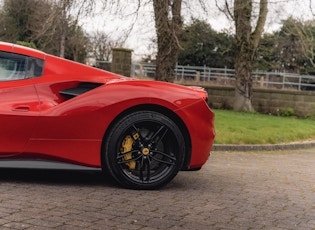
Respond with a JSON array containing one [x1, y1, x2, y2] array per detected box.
[[0, 42, 215, 189]]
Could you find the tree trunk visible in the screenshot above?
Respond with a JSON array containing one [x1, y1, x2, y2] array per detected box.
[[153, 0, 182, 82], [233, 0, 268, 112], [59, 7, 67, 58], [60, 32, 66, 58], [234, 49, 254, 111]]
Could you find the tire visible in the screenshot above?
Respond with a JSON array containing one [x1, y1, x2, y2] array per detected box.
[[102, 111, 185, 189]]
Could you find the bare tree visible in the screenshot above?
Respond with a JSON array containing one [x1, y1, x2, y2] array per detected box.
[[28, 0, 58, 50], [306, 0, 315, 68], [100, 0, 214, 82], [0, 0, 92, 62], [153, 0, 182, 82], [280, 18, 315, 73], [216, 0, 268, 112], [89, 30, 124, 69], [234, 0, 268, 111], [310, 0, 315, 17], [52, 0, 95, 58]]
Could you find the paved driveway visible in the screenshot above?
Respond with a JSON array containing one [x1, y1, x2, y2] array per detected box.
[[0, 148, 314, 229]]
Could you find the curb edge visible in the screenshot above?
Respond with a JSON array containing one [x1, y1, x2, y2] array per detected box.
[[212, 141, 315, 151]]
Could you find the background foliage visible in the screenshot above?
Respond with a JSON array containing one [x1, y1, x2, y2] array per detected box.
[[0, 0, 89, 62], [1, 0, 315, 76]]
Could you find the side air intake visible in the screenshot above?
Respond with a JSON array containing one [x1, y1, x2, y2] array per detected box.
[[60, 82, 103, 99]]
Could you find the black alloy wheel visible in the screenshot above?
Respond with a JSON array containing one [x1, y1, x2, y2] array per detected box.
[[103, 111, 185, 189]]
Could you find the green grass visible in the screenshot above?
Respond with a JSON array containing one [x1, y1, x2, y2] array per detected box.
[[214, 110, 315, 144]]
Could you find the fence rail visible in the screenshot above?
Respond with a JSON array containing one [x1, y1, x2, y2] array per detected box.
[[132, 63, 315, 91]]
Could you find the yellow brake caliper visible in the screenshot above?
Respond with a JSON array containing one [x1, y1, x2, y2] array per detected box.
[[121, 132, 139, 170]]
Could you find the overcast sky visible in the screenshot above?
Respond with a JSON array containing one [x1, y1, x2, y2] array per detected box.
[[81, 0, 315, 60]]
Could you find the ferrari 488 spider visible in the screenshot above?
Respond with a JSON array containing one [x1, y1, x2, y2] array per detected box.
[[0, 42, 215, 189]]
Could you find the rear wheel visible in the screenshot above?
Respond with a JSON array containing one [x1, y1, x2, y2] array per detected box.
[[103, 111, 185, 189]]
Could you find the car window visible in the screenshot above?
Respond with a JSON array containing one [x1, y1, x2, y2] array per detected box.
[[0, 51, 44, 81]]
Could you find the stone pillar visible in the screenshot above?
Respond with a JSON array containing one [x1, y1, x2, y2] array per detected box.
[[196, 71, 200, 82], [260, 76, 264, 88], [111, 48, 133, 77]]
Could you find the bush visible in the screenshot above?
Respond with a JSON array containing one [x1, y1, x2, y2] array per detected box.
[[16, 41, 37, 49], [279, 108, 295, 117]]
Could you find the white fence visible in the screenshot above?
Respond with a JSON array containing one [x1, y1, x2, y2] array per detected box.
[[132, 63, 315, 91]]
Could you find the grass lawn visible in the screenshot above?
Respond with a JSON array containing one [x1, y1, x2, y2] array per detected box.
[[214, 109, 315, 145]]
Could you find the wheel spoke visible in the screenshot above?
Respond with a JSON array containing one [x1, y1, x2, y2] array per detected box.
[[151, 150, 176, 161], [150, 125, 168, 145], [117, 153, 141, 164], [117, 156, 141, 164], [151, 155, 175, 165], [116, 150, 138, 160], [132, 125, 140, 135], [139, 157, 144, 181], [135, 157, 152, 182], [146, 157, 151, 181]]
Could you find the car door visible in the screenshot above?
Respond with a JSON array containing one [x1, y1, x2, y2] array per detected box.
[[0, 51, 40, 155]]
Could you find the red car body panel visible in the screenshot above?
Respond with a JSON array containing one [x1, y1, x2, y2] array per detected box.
[[0, 42, 215, 170]]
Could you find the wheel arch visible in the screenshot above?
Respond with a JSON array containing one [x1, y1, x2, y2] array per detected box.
[[101, 104, 192, 170]]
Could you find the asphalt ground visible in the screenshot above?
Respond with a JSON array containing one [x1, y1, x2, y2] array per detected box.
[[0, 147, 314, 229]]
